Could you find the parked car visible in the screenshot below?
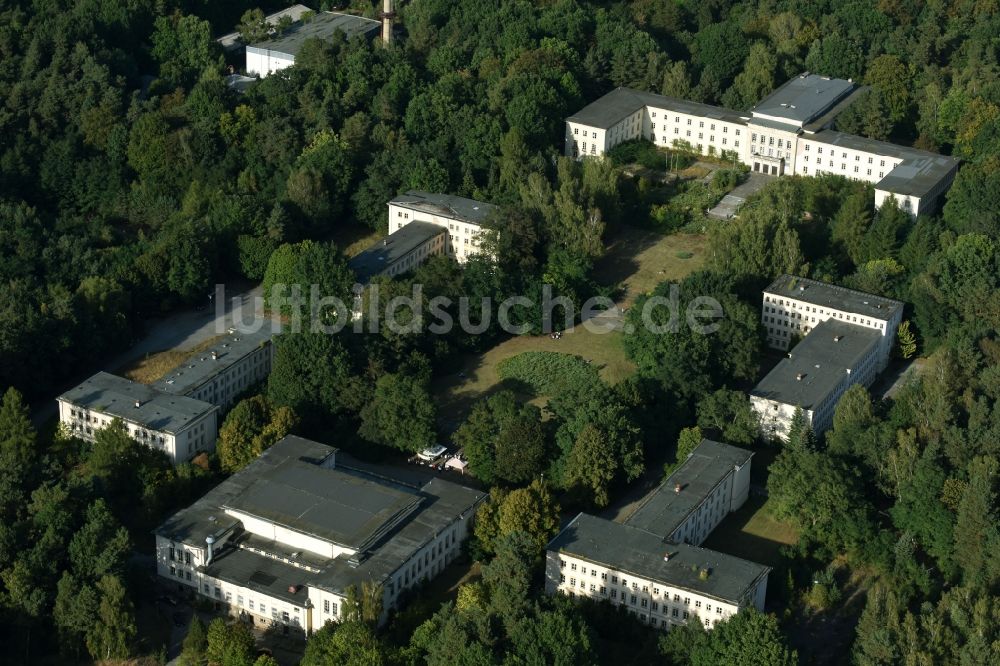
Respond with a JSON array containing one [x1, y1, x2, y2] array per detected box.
[[416, 444, 448, 462]]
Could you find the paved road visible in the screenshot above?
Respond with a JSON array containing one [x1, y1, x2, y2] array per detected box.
[[707, 172, 773, 219], [31, 282, 271, 427], [873, 356, 924, 400]]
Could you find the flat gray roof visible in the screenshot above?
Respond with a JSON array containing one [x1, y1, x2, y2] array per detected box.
[[247, 11, 379, 57], [805, 130, 959, 198], [752, 74, 856, 126], [549, 513, 770, 605], [389, 191, 498, 226], [625, 439, 753, 538], [566, 88, 747, 129], [157, 436, 487, 597], [151, 328, 273, 397], [224, 458, 424, 551], [751, 320, 881, 410], [216, 4, 313, 51], [765, 274, 903, 321], [59, 371, 215, 434], [348, 221, 445, 284]]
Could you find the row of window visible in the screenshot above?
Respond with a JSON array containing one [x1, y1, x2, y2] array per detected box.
[[805, 144, 889, 167], [560, 577, 728, 616]]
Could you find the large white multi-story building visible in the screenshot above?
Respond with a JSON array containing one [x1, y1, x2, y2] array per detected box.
[[155, 436, 486, 633], [752, 319, 882, 440], [546, 440, 769, 632], [57, 372, 219, 464], [152, 329, 274, 412], [752, 276, 904, 440], [566, 73, 960, 216], [58, 330, 274, 463], [387, 191, 498, 263], [761, 274, 904, 369]]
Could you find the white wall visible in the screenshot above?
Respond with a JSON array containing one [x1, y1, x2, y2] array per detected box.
[[731, 460, 751, 512], [223, 509, 354, 560], [874, 189, 920, 216], [546, 551, 744, 632], [751, 395, 812, 441], [58, 399, 216, 465], [187, 342, 273, 410], [246, 48, 294, 78], [387, 203, 482, 263], [794, 139, 901, 184], [761, 292, 899, 370]]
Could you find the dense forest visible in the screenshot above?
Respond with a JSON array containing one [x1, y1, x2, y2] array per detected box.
[[2, 0, 1000, 664]]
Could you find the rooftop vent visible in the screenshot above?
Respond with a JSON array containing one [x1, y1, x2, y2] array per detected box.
[[211, 351, 218, 361], [796, 373, 804, 381], [674, 483, 682, 494], [287, 584, 301, 594], [663, 552, 671, 562], [134, 400, 142, 408], [799, 285, 806, 291], [834, 335, 843, 342]]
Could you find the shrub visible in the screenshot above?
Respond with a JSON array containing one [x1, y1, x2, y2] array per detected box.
[[497, 351, 600, 397]]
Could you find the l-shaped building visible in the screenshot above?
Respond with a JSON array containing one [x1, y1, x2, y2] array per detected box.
[[751, 275, 904, 439], [545, 439, 769, 632], [565, 73, 959, 216], [57, 328, 273, 464]]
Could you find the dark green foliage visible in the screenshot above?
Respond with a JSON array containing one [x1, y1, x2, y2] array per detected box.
[[496, 351, 601, 397], [453, 390, 549, 486], [624, 270, 761, 403], [661, 608, 797, 665], [359, 364, 438, 453]]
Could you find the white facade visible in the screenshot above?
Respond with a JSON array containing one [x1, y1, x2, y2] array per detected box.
[[161, 335, 274, 411], [761, 282, 903, 371], [245, 47, 295, 78], [566, 78, 959, 216], [58, 397, 218, 464], [545, 550, 766, 633], [155, 437, 485, 634], [545, 441, 766, 633], [155, 515, 471, 632], [388, 202, 489, 263], [663, 457, 752, 546], [646, 106, 744, 161], [751, 337, 880, 439]]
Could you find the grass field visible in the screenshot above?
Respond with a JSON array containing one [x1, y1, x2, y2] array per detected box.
[[702, 496, 798, 568], [117, 334, 226, 384], [433, 225, 707, 429], [433, 326, 634, 431], [592, 227, 707, 306], [496, 351, 601, 396]]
